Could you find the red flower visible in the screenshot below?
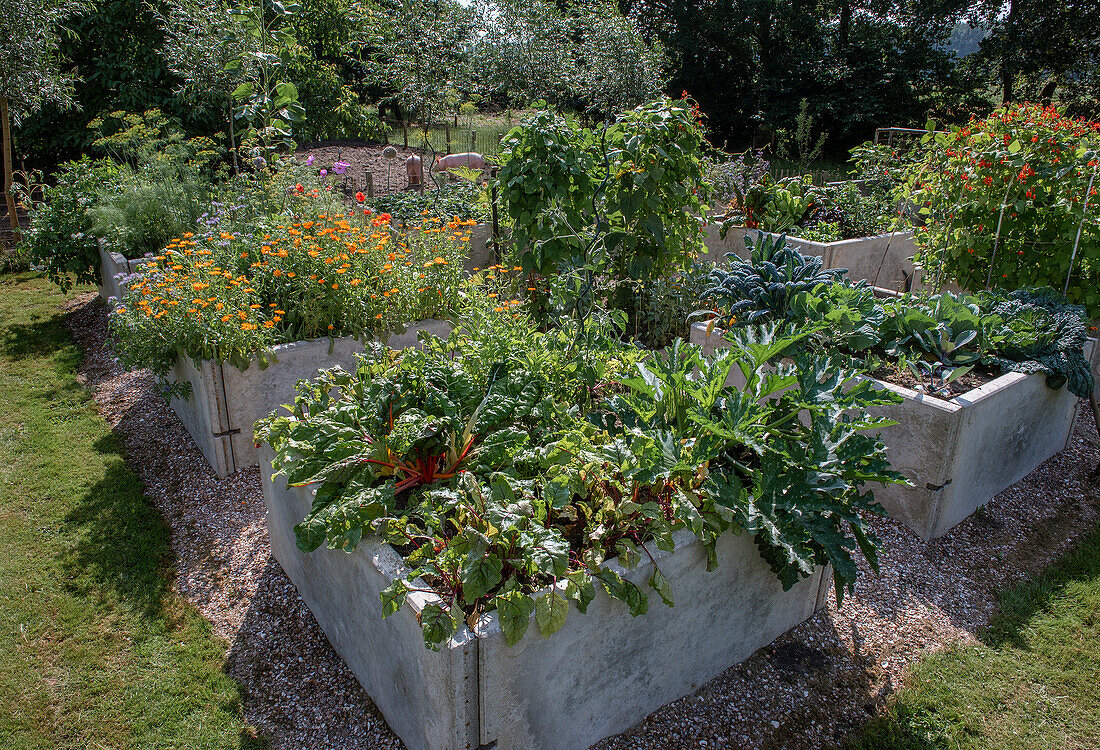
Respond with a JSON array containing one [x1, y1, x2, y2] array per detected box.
[[355, 192, 366, 202], [295, 183, 304, 192]]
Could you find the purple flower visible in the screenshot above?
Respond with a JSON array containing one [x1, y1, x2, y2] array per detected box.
[[319, 168, 328, 177], [306, 155, 315, 166], [333, 160, 349, 175]]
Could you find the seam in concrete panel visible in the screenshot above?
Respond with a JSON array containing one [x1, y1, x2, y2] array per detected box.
[[475, 630, 489, 749], [214, 361, 237, 473], [813, 565, 832, 610], [930, 409, 966, 538]]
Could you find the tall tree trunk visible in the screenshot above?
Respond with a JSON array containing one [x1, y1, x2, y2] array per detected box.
[[1, 96, 22, 247], [838, 0, 851, 49], [1038, 77, 1058, 104], [1001, 0, 1018, 103], [228, 96, 239, 176]]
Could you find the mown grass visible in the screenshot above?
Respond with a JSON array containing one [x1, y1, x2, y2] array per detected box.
[[0, 273, 264, 749], [850, 524, 1100, 750]]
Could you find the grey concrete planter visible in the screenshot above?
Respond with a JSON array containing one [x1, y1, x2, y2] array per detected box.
[[95, 241, 146, 306], [260, 445, 830, 750], [172, 320, 450, 477], [701, 226, 921, 292], [690, 323, 1086, 540]]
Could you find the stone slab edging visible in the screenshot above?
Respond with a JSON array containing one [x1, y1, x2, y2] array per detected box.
[[260, 445, 830, 750], [690, 322, 1089, 540], [172, 320, 451, 477]]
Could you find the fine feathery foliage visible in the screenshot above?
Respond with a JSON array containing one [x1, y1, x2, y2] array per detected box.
[[256, 298, 904, 650]]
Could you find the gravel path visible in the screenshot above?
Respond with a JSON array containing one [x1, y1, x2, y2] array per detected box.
[[64, 291, 1100, 750]]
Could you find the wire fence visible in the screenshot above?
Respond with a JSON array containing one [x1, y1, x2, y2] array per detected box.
[[767, 167, 845, 186], [380, 121, 512, 160]]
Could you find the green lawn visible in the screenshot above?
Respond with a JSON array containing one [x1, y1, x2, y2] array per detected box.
[[850, 525, 1100, 750], [0, 273, 262, 749]]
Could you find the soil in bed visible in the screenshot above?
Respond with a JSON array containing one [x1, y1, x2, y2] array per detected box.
[[871, 359, 999, 398]]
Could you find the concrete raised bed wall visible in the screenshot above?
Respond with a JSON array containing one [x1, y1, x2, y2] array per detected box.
[[172, 320, 451, 477], [96, 242, 146, 305], [260, 446, 830, 750], [689, 323, 1087, 540], [701, 226, 921, 292]]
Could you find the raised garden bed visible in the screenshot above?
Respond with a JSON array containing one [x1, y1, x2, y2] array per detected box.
[[172, 320, 450, 477], [96, 242, 144, 305], [691, 322, 1089, 540], [260, 445, 830, 750], [705, 226, 921, 291]]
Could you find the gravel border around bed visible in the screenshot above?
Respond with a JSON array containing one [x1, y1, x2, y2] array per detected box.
[[63, 291, 1100, 750]]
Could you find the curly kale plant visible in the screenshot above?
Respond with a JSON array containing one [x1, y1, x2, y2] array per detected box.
[[974, 288, 1095, 398], [698, 233, 845, 327], [257, 314, 905, 650]]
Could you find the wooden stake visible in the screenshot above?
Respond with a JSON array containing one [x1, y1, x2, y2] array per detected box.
[[1, 96, 22, 246]]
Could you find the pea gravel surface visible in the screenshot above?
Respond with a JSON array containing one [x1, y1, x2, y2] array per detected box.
[[65, 291, 1100, 750]]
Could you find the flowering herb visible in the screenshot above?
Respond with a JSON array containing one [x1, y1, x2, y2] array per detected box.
[[109, 211, 476, 377]]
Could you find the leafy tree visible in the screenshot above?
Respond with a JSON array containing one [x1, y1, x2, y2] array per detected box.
[[0, 0, 86, 243], [570, 0, 666, 118], [629, 0, 965, 147], [13, 0, 187, 166], [361, 0, 476, 126], [966, 0, 1100, 109], [156, 0, 256, 171], [473, 0, 664, 117], [472, 0, 577, 108]]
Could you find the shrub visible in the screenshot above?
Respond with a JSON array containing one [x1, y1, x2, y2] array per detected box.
[[890, 104, 1100, 315], [21, 157, 120, 291], [88, 111, 221, 259], [498, 97, 710, 282]]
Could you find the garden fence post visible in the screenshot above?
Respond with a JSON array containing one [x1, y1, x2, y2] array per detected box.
[[470, 130, 476, 152], [490, 166, 500, 263], [402, 120, 408, 149], [444, 123, 451, 154], [365, 171, 374, 199]]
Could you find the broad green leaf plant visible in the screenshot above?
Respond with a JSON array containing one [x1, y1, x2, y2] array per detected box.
[[695, 236, 1095, 397], [257, 293, 905, 649]]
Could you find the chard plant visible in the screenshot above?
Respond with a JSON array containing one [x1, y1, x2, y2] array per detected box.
[[256, 298, 906, 650]]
